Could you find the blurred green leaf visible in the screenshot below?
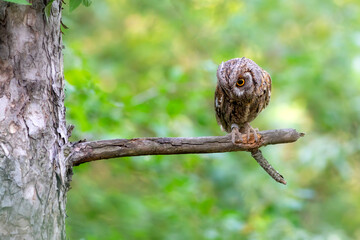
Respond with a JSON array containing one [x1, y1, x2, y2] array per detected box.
[[44, 0, 54, 21], [69, 0, 82, 12], [82, 0, 92, 7], [3, 0, 31, 5]]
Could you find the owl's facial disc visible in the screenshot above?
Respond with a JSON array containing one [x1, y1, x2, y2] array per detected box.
[[242, 72, 252, 85], [233, 72, 252, 98]]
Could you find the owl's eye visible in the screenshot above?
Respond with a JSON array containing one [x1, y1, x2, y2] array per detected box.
[[236, 78, 245, 87]]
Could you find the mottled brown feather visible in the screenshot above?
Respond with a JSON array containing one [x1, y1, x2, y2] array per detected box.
[[214, 58, 271, 133]]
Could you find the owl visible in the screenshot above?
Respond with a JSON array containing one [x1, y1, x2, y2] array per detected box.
[[215, 57, 271, 144]]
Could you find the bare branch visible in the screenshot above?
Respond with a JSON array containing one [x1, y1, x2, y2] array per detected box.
[[69, 128, 304, 168], [250, 149, 287, 185]]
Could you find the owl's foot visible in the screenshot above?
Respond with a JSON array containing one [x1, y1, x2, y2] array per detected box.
[[230, 124, 260, 144], [245, 123, 259, 142], [231, 124, 243, 145]]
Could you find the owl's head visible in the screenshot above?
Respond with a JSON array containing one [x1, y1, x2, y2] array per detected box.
[[216, 57, 264, 100]]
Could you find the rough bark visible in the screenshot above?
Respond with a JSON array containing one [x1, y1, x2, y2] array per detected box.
[[0, 1, 69, 239]]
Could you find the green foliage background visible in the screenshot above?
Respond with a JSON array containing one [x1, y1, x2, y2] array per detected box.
[[63, 0, 360, 239]]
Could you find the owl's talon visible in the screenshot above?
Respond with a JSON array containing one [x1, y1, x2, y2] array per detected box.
[[245, 124, 259, 142], [231, 131, 236, 144], [231, 125, 242, 145]]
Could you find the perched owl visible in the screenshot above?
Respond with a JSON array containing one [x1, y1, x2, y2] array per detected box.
[[215, 57, 271, 144]]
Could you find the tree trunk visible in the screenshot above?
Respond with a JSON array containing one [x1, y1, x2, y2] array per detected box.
[[0, 1, 69, 239]]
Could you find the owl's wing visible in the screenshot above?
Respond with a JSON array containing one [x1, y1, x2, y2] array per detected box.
[[262, 70, 272, 108], [214, 85, 227, 132], [253, 70, 272, 115]]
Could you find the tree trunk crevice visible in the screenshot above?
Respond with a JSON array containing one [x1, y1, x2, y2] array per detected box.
[[0, 1, 69, 239]]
